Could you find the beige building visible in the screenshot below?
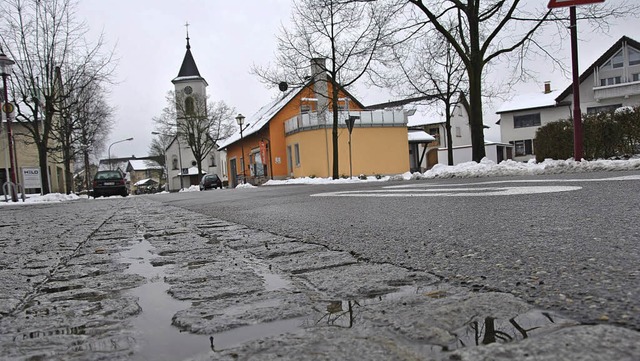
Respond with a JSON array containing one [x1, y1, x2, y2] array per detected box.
[[1, 121, 67, 195]]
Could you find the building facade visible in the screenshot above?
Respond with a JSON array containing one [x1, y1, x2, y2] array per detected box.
[[497, 36, 640, 161]]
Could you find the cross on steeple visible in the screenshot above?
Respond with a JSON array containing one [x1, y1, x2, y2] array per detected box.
[[185, 21, 191, 49]]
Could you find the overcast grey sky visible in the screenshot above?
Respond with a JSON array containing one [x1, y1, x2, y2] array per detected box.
[[76, 0, 640, 159]]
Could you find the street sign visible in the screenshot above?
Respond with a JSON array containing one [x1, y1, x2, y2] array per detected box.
[[548, 0, 604, 8]]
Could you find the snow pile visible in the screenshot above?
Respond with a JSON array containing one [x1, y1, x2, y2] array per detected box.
[[264, 157, 640, 185], [236, 183, 258, 189], [264, 175, 390, 186], [0, 192, 82, 206], [179, 185, 201, 192]]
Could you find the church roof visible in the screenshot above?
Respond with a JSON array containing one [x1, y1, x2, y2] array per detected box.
[[172, 36, 207, 84], [178, 36, 200, 77]]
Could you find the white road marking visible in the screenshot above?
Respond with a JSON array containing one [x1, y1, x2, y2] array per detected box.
[[311, 186, 582, 197], [384, 174, 640, 189]]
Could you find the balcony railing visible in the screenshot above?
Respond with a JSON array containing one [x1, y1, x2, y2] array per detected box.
[[284, 110, 407, 135], [593, 80, 640, 101]]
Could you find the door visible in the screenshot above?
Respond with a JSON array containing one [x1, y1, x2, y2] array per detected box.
[[229, 158, 237, 188]]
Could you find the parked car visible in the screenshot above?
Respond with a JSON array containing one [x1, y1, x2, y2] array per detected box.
[[199, 174, 222, 190], [92, 170, 128, 198]]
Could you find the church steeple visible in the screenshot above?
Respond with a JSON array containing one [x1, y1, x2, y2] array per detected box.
[[176, 23, 201, 78]]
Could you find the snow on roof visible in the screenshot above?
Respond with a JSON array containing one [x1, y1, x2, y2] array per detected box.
[[496, 90, 562, 114], [218, 88, 301, 149], [128, 159, 163, 171], [134, 178, 158, 186], [408, 130, 436, 143]]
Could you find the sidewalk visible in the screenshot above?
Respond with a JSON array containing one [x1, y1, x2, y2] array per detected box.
[[0, 197, 638, 360]]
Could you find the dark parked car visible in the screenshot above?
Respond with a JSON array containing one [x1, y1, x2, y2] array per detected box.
[[199, 174, 222, 190], [92, 170, 128, 198]]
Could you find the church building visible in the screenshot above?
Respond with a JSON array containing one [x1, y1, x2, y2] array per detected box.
[[164, 32, 226, 191]]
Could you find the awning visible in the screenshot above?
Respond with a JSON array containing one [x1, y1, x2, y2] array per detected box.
[[408, 130, 436, 143]]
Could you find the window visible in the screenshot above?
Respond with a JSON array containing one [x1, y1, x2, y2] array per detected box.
[[633, 73, 640, 82], [587, 104, 622, 114], [294, 143, 301, 167], [600, 76, 622, 86], [455, 126, 462, 137], [300, 105, 311, 114], [185, 97, 194, 115], [172, 156, 178, 170], [511, 139, 534, 156], [209, 154, 216, 167], [513, 113, 541, 128], [612, 50, 624, 68], [629, 47, 640, 66]]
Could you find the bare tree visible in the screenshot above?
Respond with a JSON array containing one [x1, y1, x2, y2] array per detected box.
[[253, 0, 397, 179], [0, 0, 116, 194], [402, 0, 637, 162], [69, 81, 114, 192], [153, 91, 235, 181], [374, 24, 467, 165]]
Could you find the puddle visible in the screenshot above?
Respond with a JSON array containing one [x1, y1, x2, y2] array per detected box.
[[446, 309, 579, 351], [122, 239, 211, 361], [120, 240, 305, 360], [246, 259, 292, 291]]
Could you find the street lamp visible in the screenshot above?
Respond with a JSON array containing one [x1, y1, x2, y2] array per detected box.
[[235, 113, 246, 185], [107, 137, 133, 170], [0, 50, 18, 202], [152, 131, 183, 191]]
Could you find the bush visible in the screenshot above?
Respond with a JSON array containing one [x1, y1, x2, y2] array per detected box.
[[535, 106, 640, 161]]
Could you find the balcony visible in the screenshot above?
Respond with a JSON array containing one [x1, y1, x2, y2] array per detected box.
[[593, 80, 640, 101], [284, 110, 407, 135]]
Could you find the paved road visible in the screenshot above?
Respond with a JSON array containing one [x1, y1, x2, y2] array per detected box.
[[0, 170, 638, 360], [156, 170, 640, 331]]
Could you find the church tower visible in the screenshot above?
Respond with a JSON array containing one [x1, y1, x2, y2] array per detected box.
[[171, 26, 208, 121]]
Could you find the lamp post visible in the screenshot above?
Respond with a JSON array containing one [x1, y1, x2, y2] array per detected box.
[[346, 115, 359, 179], [152, 131, 183, 191], [235, 113, 246, 185], [107, 137, 133, 171], [0, 50, 18, 202]]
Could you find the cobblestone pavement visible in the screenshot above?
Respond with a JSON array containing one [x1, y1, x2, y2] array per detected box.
[[1, 197, 638, 361]]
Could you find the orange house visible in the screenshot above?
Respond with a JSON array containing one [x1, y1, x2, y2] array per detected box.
[[220, 60, 411, 187]]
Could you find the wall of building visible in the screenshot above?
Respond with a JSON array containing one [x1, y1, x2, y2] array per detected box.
[[286, 126, 409, 178]]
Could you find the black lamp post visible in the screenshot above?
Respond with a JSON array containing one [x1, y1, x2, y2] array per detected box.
[[0, 50, 18, 202], [235, 113, 246, 185]]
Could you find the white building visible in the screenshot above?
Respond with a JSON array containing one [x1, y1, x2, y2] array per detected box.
[[497, 36, 640, 161], [165, 34, 226, 191]]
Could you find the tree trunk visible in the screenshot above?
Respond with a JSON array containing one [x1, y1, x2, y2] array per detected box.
[[445, 102, 454, 165], [331, 80, 340, 179], [38, 145, 50, 195], [83, 149, 91, 191], [468, 64, 486, 162], [63, 146, 73, 194]]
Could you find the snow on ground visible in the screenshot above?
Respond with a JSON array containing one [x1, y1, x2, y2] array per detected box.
[[3, 157, 640, 205], [263, 157, 640, 185]]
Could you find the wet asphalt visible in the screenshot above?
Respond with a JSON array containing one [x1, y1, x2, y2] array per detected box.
[[0, 172, 639, 360]]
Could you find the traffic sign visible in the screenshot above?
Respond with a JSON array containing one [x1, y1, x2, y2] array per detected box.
[[2, 102, 13, 114], [548, 0, 604, 8]]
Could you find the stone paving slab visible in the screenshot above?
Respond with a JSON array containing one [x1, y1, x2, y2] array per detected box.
[[0, 196, 639, 361]]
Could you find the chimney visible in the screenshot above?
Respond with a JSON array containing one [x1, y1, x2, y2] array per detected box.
[[544, 81, 551, 94], [311, 58, 328, 118]]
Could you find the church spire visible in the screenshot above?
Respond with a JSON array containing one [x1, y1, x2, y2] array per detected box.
[[175, 22, 201, 78]]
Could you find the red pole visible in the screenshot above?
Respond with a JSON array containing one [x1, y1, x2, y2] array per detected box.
[[2, 73, 18, 201], [570, 6, 583, 160]]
